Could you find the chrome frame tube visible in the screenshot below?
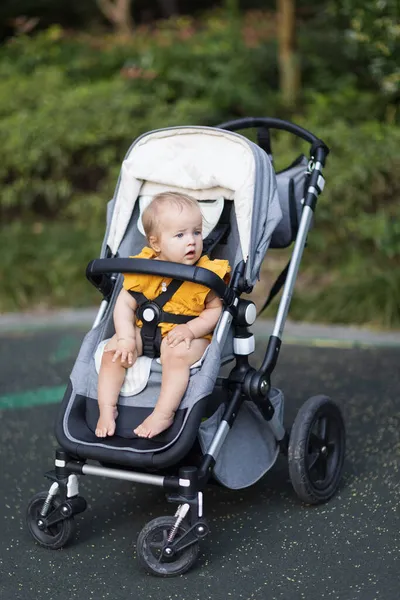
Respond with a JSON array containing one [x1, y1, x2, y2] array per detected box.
[[206, 421, 230, 459], [92, 299, 109, 329], [81, 463, 165, 487], [272, 205, 314, 339], [215, 308, 234, 346]]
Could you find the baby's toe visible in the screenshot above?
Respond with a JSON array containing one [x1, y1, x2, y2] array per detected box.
[[107, 424, 116, 437], [134, 424, 148, 438]]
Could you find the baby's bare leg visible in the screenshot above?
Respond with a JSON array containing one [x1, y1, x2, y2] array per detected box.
[[134, 337, 209, 439], [96, 330, 143, 438], [95, 347, 125, 438]]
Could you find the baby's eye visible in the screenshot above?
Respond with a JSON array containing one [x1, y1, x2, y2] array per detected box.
[[176, 233, 184, 238], [194, 230, 202, 236]]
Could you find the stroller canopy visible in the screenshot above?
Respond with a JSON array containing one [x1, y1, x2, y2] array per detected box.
[[107, 126, 282, 287]]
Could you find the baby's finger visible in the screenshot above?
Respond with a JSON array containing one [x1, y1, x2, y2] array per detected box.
[[112, 350, 121, 363]]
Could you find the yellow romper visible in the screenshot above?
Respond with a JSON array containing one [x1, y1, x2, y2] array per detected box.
[[123, 246, 231, 339]]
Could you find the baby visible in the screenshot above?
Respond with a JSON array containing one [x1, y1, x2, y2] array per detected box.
[[95, 191, 230, 439]]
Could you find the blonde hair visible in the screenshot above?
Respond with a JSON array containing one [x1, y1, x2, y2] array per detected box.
[[142, 191, 201, 239]]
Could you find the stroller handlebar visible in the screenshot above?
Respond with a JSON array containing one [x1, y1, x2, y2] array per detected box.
[[218, 117, 329, 163], [87, 258, 235, 305]]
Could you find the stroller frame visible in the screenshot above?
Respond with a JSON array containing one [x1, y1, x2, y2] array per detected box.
[[26, 118, 346, 576]]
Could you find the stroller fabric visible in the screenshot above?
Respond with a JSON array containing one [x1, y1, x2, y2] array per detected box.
[[55, 125, 308, 486], [104, 126, 282, 287], [198, 388, 284, 489]]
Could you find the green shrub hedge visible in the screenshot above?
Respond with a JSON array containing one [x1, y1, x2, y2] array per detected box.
[[268, 118, 400, 327], [0, 21, 279, 220], [0, 19, 399, 326]]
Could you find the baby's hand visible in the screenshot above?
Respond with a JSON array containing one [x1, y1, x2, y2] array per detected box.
[[167, 325, 195, 349], [113, 337, 136, 366]]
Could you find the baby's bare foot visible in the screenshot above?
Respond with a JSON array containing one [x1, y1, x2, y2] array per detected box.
[[134, 410, 174, 439], [95, 406, 118, 437]]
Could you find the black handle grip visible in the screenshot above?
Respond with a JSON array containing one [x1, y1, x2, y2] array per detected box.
[[218, 117, 329, 163], [86, 258, 234, 305]]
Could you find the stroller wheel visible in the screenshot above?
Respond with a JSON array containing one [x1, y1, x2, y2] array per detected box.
[[26, 491, 76, 550], [136, 516, 199, 577], [288, 395, 345, 505]]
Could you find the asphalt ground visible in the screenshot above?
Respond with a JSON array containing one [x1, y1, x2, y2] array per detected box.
[[0, 322, 399, 600]]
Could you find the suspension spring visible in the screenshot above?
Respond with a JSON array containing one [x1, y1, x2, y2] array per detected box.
[[40, 496, 53, 517], [167, 503, 190, 544], [167, 516, 183, 543], [40, 483, 59, 517]]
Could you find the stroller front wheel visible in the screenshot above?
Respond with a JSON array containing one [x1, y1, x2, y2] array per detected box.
[[136, 516, 200, 577], [26, 491, 76, 549], [288, 395, 346, 504]]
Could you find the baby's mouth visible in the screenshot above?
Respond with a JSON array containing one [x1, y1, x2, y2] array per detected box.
[[185, 250, 195, 258]]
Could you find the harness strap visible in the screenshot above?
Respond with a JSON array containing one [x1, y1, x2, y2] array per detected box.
[[128, 290, 148, 306], [202, 222, 230, 256], [128, 278, 183, 312], [159, 312, 195, 324], [258, 260, 290, 316], [202, 200, 232, 256], [152, 278, 183, 307], [128, 279, 196, 358], [138, 314, 163, 358], [257, 126, 273, 162]]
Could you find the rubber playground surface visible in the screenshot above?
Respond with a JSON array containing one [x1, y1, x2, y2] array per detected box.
[[0, 317, 399, 600]]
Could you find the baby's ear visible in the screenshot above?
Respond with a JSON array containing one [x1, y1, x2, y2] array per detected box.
[[149, 235, 160, 253]]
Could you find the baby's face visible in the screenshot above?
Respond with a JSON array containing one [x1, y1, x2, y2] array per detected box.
[[152, 203, 203, 265]]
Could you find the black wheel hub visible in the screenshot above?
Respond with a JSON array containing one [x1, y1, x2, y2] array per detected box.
[[306, 414, 341, 490], [37, 518, 46, 531], [30, 503, 62, 538], [147, 529, 177, 562], [136, 516, 200, 576], [26, 491, 77, 549]]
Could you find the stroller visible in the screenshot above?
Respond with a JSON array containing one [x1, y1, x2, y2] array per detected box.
[[26, 118, 346, 576]]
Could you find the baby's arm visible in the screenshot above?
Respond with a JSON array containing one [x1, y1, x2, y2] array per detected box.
[[187, 292, 222, 338], [166, 292, 223, 348], [113, 288, 138, 363]]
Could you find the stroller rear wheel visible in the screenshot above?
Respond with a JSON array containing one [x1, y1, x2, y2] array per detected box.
[[288, 395, 345, 504], [136, 516, 199, 577], [26, 491, 76, 549]]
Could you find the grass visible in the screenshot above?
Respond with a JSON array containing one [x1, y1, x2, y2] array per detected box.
[[0, 220, 102, 312]]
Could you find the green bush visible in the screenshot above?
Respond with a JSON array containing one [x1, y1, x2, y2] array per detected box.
[[0, 18, 399, 327], [0, 69, 143, 217], [0, 220, 102, 311], [0, 20, 277, 221], [266, 117, 400, 327]]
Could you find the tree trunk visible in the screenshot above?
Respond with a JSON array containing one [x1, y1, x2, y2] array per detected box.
[[97, 0, 134, 36], [225, 0, 240, 19], [277, 0, 300, 110], [157, 0, 179, 18]]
